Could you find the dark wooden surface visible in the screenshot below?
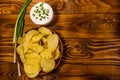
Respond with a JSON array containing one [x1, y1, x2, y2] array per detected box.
[[0, 0, 120, 80]]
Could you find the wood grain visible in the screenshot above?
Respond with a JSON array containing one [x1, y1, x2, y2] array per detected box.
[[0, 0, 120, 14], [0, 0, 120, 80]]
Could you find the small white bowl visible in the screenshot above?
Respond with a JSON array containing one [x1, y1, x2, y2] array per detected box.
[[30, 2, 53, 25]]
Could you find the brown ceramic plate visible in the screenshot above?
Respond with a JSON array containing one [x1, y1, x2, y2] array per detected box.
[[17, 27, 63, 76]]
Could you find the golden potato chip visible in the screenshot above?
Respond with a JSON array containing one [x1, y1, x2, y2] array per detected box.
[[24, 63, 40, 73], [25, 52, 39, 59], [41, 37, 47, 44], [53, 46, 61, 60], [25, 57, 41, 65], [23, 30, 40, 53], [40, 49, 53, 59], [24, 62, 41, 78], [20, 55, 26, 63], [38, 27, 52, 35], [25, 49, 33, 54], [23, 42, 30, 54], [47, 34, 59, 52], [29, 44, 44, 53], [16, 44, 26, 63], [16, 44, 24, 55], [40, 58, 55, 72], [25, 30, 39, 42], [24, 58, 41, 71], [31, 33, 43, 43], [26, 72, 39, 78], [25, 54, 41, 64], [40, 37, 47, 48]]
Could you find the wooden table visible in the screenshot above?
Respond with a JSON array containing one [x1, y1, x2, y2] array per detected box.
[[0, 0, 120, 80]]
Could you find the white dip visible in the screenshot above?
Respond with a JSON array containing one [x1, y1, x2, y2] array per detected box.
[[30, 2, 53, 25]]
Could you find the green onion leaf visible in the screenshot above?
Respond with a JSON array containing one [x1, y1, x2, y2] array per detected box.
[[13, 0, 32, 43], [13, 0, 32, 63]]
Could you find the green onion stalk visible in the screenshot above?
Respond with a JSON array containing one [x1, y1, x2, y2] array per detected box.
[[13, 0, 32, 63]]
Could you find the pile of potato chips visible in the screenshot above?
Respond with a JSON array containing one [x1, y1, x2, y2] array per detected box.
[[16, 27, 61, 78]]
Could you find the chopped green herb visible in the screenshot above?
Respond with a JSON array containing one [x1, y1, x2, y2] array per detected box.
[[36, 17, 38, 19], [41, 7, 44, 10], [43, 16, 46, 19], [43, 10, 45, 14], [40, 18, 42, 21], [38, 11, 41, 13], [36, 9, 39, 11], [38, 14, 41, 17], [36, 6, 38, 8], [40, 2, 44, 7], [32, 13, 35, 17], [36, 9, 39, 13], [46, 13, 48, 16]]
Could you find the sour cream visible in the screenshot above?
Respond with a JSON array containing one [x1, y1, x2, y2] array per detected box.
[[30, 2, 53, 25]]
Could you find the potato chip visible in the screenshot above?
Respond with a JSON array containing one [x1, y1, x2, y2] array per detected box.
[[38, 27, 52, 36], [41, 37, 47, 44], [29, 44, 44, 53], [16, 44, 24, 55], [40, 58, 55, 72], [40, 49, 53, 59], [23, 30, 40, 53], [25, 52, 39, 59], [53, 46, 60, 60], [25, 30, 39, 41], [23, 42, 31, 54], [31, 33, 43, 43], [26, 72, 39, 78], [24, 62, 41, 78], [25, 57, 41, 65], [25, 49, 33, 54], [25, 54, 41, 65], [24, 63, 40, 73], [47, 34, 59, 52], [20, 55, 26, 63], [17, 44, 26, 63]]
